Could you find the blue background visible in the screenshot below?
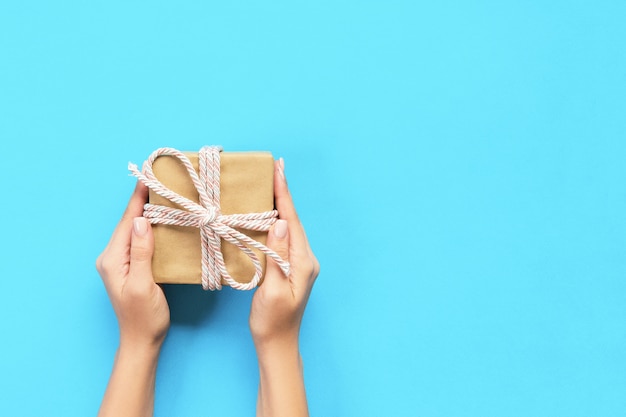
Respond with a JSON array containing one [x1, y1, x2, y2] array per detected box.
[[1, 1, 625, 416]]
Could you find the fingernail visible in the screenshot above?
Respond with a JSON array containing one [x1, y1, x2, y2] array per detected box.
[[273, 219, 288, 239], [133, 217, 148, 236], [277, 157, 285, 180]]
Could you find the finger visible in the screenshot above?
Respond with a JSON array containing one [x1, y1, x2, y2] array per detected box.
[[274, 158, 298, 222], [105, 181, 149, 255], [263, 219, 290, 284], [274, 159, 309, 249], [128, 217, 155, 283]]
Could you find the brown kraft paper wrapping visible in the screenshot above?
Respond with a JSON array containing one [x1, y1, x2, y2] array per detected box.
[[148, 151, 275, 285]]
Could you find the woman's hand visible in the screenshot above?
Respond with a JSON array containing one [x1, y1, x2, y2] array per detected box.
[[250, 157, 319, 348], [249, 158, 320, 417], [96, 182, 170, 417], [96, 182, 170, 349]]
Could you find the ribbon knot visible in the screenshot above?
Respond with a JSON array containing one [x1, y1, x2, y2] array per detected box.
[[200, 207, 218, 227], [128, 146, 290, 291]]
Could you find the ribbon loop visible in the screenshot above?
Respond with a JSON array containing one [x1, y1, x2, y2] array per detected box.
[[128, 146, 290, 291]]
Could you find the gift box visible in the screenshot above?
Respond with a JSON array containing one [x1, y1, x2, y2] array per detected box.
[[145, 150, 275, 286]]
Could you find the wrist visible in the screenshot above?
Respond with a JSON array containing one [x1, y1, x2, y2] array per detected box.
[[252, 325, 299, 351], [118, 336, 164, 361], [254, 336, 300, 367], [119, 325, 167, 350]]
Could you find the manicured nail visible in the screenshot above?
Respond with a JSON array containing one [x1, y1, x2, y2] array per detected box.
[[273, 219, 288, 239], [277, 157, 285, 180], [133, 217, 148, 236]]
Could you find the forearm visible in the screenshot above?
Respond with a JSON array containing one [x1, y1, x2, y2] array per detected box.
[[98, 342, 162, 417], [255, 338, 309, 417]]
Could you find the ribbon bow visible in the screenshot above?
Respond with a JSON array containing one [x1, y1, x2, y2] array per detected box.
[[128, 146, 290, 291]]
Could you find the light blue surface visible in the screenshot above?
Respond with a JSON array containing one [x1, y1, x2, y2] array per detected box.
[[1, 1, 625, 416]]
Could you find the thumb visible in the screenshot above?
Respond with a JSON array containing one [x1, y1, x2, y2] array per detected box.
[[129, 217, 155, 280], [264, 219, 289, 281]]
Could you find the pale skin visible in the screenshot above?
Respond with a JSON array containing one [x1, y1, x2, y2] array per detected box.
[[96, 158, 319, 417]]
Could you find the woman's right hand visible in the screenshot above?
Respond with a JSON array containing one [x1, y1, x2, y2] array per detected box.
[[249, 158, 319, 417], [249, 158, 320, 348]]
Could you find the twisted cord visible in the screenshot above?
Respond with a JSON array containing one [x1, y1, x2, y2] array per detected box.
[[128, 146, 290, 290]]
